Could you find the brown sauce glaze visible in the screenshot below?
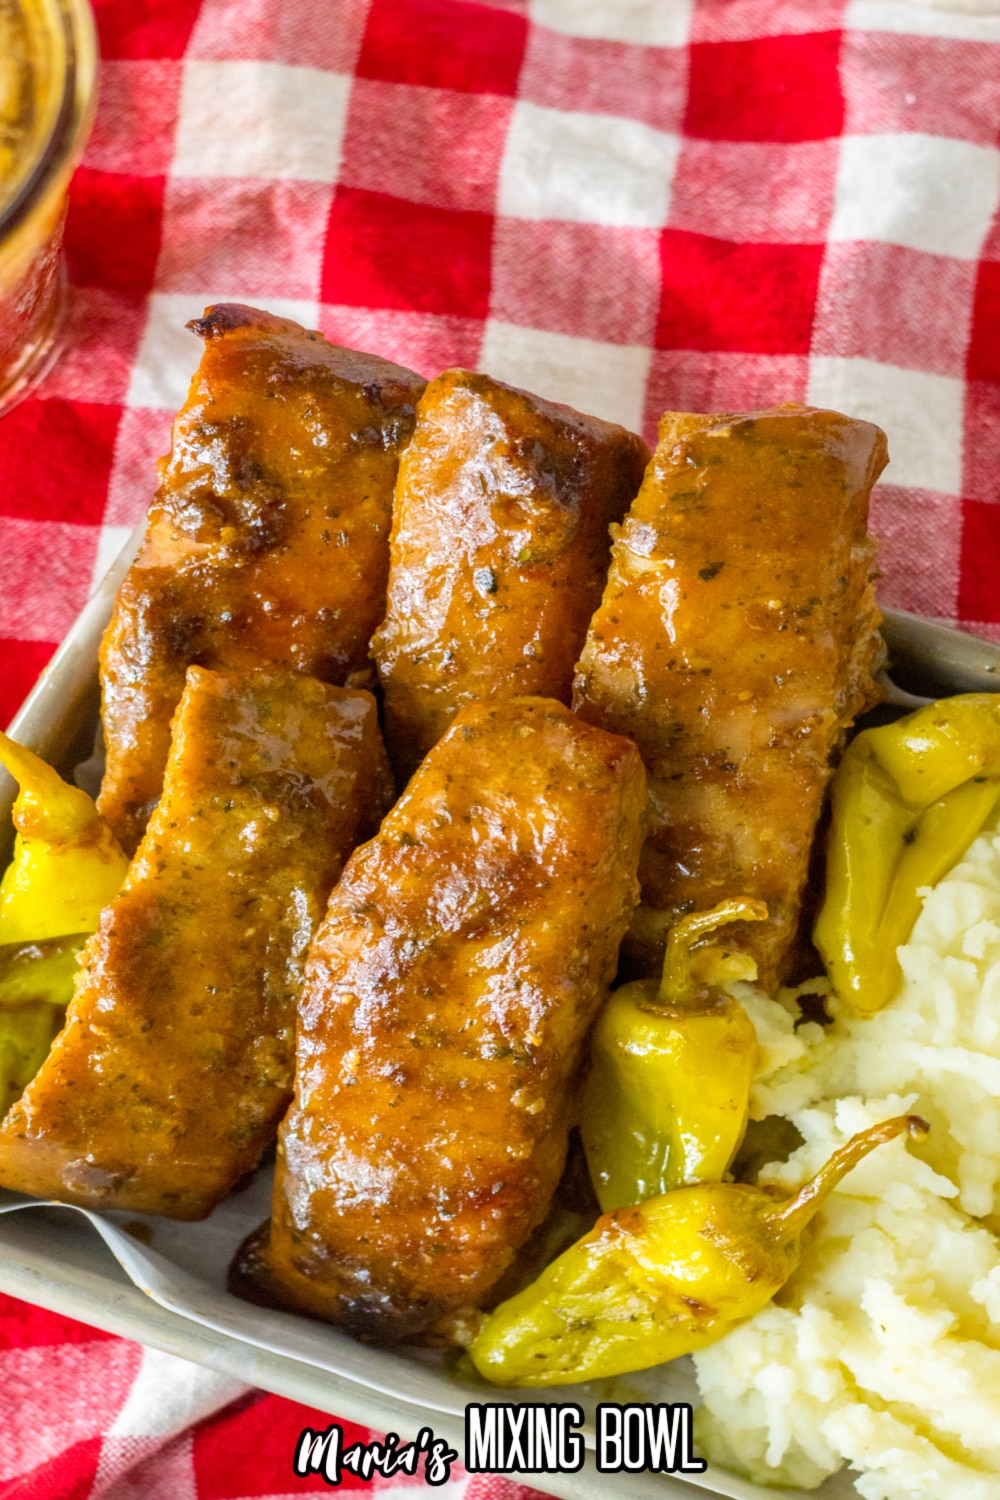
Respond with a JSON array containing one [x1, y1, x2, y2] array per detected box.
[[573, 405, 887, 989], [98, 304, 425, 853], [0, 668, 392, 1219], [232, 698, 647, 1343], [371, 370, 649, 784]]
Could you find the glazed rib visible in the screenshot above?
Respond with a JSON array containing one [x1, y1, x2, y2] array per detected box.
[[232, 698, 646, 1342], [573, 405, 887, 989], [371, 370, 649, 782], [98, 304, 424, 852], [0, 668, 391, 1219]]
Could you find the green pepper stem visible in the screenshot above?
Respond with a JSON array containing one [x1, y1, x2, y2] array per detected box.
[[770, 1114, 929, 1238], [657, 898, 768, 1008]]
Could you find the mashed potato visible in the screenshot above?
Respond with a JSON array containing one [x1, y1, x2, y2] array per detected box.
[[691, 825, 1000, 1497]]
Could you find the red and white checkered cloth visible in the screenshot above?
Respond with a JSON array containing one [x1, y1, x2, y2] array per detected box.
[[1, 0, 999, 1493]]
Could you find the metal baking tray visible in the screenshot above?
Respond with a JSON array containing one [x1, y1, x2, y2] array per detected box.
[[1, 526, 997, 1500]]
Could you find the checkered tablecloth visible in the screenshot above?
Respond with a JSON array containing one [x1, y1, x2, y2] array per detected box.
[[1, 0, 999, 1494]]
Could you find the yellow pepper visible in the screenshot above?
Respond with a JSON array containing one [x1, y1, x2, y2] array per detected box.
[[469, 1113, 927, 1387], [580, 899, 766, 1213], [0, 730, 128, 945], [815, 694, 1000, 1016], [0, 735, 129, 1116]]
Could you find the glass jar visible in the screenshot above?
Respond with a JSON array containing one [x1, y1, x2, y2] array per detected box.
[[0, 0, 96, 415]]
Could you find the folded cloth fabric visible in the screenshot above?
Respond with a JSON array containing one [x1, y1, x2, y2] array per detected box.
[[0, 1291, 516, 1497], [0, 0, 999, 1494]]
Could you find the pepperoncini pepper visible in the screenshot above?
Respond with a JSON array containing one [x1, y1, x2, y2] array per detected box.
[[0, 937, 93, 1116], [0, 934, 89, 1005], [0, 730, 129, 945], [0, 734, 129, 1115], [580, 898, 766, 1213], [815, 694, 1000, 1016], [469, 1113, 927, 1387], [0, 998, 65, 1117]]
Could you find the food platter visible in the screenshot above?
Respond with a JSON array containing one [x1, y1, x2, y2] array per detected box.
[[2, 522, 998, 1500]]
